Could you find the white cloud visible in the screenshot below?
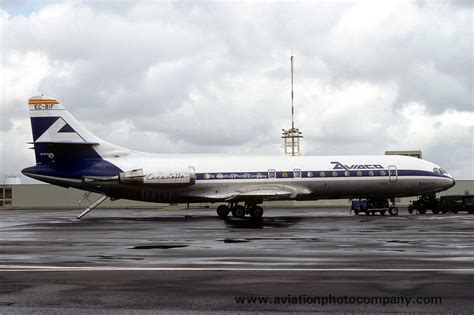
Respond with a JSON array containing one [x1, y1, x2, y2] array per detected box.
[[0, 1, 472, 181]]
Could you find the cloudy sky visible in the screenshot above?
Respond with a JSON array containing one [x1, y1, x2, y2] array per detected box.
[[0, 0, 473, 182]]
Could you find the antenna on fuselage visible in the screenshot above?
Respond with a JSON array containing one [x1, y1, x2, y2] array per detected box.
[[282, 55, 303, 156]]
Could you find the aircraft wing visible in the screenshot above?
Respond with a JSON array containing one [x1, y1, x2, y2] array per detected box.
[[199, 184, 310, 201]]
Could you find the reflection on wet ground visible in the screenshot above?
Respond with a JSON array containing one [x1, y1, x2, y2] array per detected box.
[[0, 208, 472, 269], [0, 208, 473, 313]]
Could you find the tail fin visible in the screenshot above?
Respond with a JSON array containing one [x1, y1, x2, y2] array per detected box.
[[28, 95, 100, 145], [28, 96, 122, 165]]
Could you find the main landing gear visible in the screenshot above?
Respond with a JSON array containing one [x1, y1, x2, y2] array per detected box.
[[216, 202, 264, 219]]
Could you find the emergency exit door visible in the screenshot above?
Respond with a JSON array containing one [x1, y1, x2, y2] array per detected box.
[[388, 165, 398, 182]]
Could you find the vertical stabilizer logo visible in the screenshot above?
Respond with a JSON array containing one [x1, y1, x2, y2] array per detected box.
[[31, 117, 84, 142]]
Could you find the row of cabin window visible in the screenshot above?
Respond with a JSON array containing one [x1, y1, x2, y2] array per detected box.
[[306, 170, 386, 177], [268, 170, 388, 178]]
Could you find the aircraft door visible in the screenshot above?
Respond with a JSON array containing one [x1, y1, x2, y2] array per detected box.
[[388, 165, 398, 182], [268, 169, 276, 180]]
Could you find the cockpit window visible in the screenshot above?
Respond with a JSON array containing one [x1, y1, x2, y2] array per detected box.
[[433, 167, 447, 175]]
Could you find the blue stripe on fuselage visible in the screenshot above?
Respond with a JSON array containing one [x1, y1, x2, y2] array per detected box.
[[195, 169, 450, 180]]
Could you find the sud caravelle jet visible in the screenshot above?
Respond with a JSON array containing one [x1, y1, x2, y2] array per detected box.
[[22, 96, 455, 219]]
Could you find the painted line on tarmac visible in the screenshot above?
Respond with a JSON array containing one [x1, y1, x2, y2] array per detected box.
[[0, 265, 473, 272]]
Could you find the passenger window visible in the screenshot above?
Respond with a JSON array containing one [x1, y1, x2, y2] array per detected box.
[[307, 171, 313, 177], [344, 171, 350, 177], [356, 171, 362, 177], [332, 171, 338, 177], [368, 171, 374, 176], [319, 171, 325, 177], [268, 169, 276, 179], [380, 170, 386, 176]]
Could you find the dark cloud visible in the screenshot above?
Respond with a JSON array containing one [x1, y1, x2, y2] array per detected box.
[[0, 1, 472, 181]]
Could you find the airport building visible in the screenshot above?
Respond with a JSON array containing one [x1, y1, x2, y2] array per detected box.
[[1, 180, 472, 210]]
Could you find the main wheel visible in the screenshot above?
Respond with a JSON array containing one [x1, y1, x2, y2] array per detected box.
[[216, 205, 230, 218], [388, 207, 398, 216], [232, 205, 246, 218], [249, 206, 264, 219]]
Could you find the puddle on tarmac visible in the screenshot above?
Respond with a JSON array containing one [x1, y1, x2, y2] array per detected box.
[[132, 245, 189, 250], [222, 238, 250, 243]]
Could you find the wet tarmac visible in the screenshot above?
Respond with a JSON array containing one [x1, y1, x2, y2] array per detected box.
[[0, 207, 473, 313]]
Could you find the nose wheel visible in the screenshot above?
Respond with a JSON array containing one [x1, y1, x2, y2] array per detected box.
[[388, 198, 399, 216]]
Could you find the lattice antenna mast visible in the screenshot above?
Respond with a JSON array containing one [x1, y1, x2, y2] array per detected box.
[[281, 55, 303, 156], [291, 55, 295, 130]]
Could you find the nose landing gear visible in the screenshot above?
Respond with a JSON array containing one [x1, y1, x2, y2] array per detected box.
[[388, 198, 399, 216]]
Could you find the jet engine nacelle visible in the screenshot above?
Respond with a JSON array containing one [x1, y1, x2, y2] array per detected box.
[[118, 166, 196, 188]]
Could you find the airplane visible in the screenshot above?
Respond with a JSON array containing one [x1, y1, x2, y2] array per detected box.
[[22, 95, 455, 219]]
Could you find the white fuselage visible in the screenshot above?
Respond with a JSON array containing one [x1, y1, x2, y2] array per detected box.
[[92, 152, 454, 203]]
